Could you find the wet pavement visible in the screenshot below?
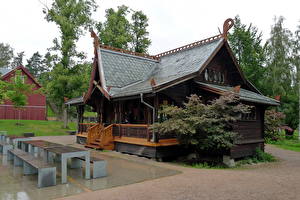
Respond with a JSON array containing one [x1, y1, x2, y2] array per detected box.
[[0, 136, 180, 200]]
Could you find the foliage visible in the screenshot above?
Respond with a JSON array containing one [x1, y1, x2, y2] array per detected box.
[[42, 0, 96, 125], [45, 62, 91, 110], [26, 51, 49, 80], [264, 110, 286, 141], [44, 0, 97, 68], [264, 16, 294, 97], [236, 148, 276, 166], [6, 70, 34, 108], [0, 43, 14, 68], [0, 80, 9, 104], [228, 16, 266, 91], [96, 5, 151, 53], [0, 119, 76, 136], [153, 93, 250, 155], [11, 51, 25, 68], [97, 5, 132, 49], [130, 10, 151, 53]]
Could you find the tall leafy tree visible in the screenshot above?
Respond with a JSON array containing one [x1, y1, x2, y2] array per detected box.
[[11, 51, 25, 68], [0, 43, 14, 68], [130, 10, 151, 53], [264, 16, 297, 130], [228, 16, 265, 91], [43, 0, 97, 127], [96, 5, 132, 49], [264, 16, 294, 96], [26, 52, 48, 80]]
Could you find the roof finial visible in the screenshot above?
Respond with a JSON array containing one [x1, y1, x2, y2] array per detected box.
[[222, 18, 234, 40], [90, 29, 100, 48]]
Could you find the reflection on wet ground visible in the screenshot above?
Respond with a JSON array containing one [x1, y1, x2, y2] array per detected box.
[[0, 152, 179, 200]]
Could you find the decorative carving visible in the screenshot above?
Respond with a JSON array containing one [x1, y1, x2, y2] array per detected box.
[[233, 85, 241, 93], [90, 29, 100, 48], [150, 78, 156, 87], [155, 34, 222, 58], [222, 18, 234, 40]]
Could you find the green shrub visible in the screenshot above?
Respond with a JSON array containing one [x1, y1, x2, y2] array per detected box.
[[253, 148, 276, 162], [264, 110, 285, 142], [153, 93, 250, 157]]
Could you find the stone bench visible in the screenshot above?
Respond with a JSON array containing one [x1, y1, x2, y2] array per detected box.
[[71, 156, 107, 179], [8, 149, 56, 188], [0, 141, 13, 155]]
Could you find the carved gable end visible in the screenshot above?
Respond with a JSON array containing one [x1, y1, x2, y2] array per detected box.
[[196, 44, 245, 87]]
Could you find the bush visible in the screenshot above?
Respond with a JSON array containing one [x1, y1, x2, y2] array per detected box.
[[236, 148, 276, 166], [264, 110, 285, 142], [152, 93, 250, 157]]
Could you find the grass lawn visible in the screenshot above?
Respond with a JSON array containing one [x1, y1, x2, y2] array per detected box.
[[271, 139, 300, 152], [0, 119, 76, 136]]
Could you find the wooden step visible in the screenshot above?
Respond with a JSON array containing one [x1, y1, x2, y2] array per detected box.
[[95, 139, 101, 142], [85, 144, 101, 150], [90, 141, 101, 145]]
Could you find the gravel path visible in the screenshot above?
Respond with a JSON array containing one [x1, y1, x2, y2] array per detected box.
[[55, 144, 300, 200]]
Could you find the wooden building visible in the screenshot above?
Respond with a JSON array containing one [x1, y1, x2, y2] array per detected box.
[[0, 66, 46, 120], [69, 19, 279, 159]]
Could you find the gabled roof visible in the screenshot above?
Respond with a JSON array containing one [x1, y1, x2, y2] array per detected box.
[[108, 37, 224, 98], [0, 68, 13, 77], [101, 48, 158, 88], [85, 18, 278, 106], [1, 66, 42, 88]]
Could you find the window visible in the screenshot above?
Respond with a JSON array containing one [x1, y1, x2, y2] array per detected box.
[[240, 107, 257, 121], [204, 68, 225, 84]]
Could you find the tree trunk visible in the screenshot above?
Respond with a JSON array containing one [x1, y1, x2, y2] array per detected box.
[[48, 100, 62, 120], [62, 105, 68, 129]]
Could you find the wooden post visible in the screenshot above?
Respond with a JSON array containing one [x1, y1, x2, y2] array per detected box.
[[154, 95, 159, 143]]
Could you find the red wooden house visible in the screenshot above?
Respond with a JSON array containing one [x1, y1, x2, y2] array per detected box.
[[0, 66, 46, 120]]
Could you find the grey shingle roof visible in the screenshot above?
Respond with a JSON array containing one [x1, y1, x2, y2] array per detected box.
[[101, 49, 158, 88], [65, 96, 84, 105], [196, 82, 280, 106], [100, 38, 224, 98], [0, 68, 13, 77]]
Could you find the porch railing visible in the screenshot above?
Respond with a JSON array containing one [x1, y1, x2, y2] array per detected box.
[[86, 123, 104, 144], [78, 123, 98, 134], [113, 124, 152, 141]]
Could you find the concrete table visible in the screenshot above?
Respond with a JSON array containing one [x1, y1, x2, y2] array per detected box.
[[0, 141, 13, 155], [44, 146, 91, 184], [19, 140, 64, 156]]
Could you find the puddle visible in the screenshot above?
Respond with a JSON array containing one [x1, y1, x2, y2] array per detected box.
[[0, 153, 179, 200]]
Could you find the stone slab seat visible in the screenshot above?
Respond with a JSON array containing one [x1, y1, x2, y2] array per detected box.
[[71, 156, 107, 179], [7, 149, 56, 188], [0, 141, 13, 155]]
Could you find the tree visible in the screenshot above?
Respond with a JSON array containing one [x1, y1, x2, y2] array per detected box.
[[43, 0, 97, 128], [130, 10, 151, 53], [26, 52, 48, 79], [263, 16, 297, 130], [264, 16, 294, 96], [264, 110, 285, 142], [153, 93, 250, 158], [11, 51, 25, 68], [228, 16, 266, 91], [0, 43, 14, 68], [96, 5, 132, 49], [0, 80, 9, 104], [6, 70, 34, 125]]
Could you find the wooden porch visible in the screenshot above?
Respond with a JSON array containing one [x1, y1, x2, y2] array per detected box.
[[76, 123, 180, 158]]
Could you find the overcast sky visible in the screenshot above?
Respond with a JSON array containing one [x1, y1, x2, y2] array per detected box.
[[0, 0, 299, 62]]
